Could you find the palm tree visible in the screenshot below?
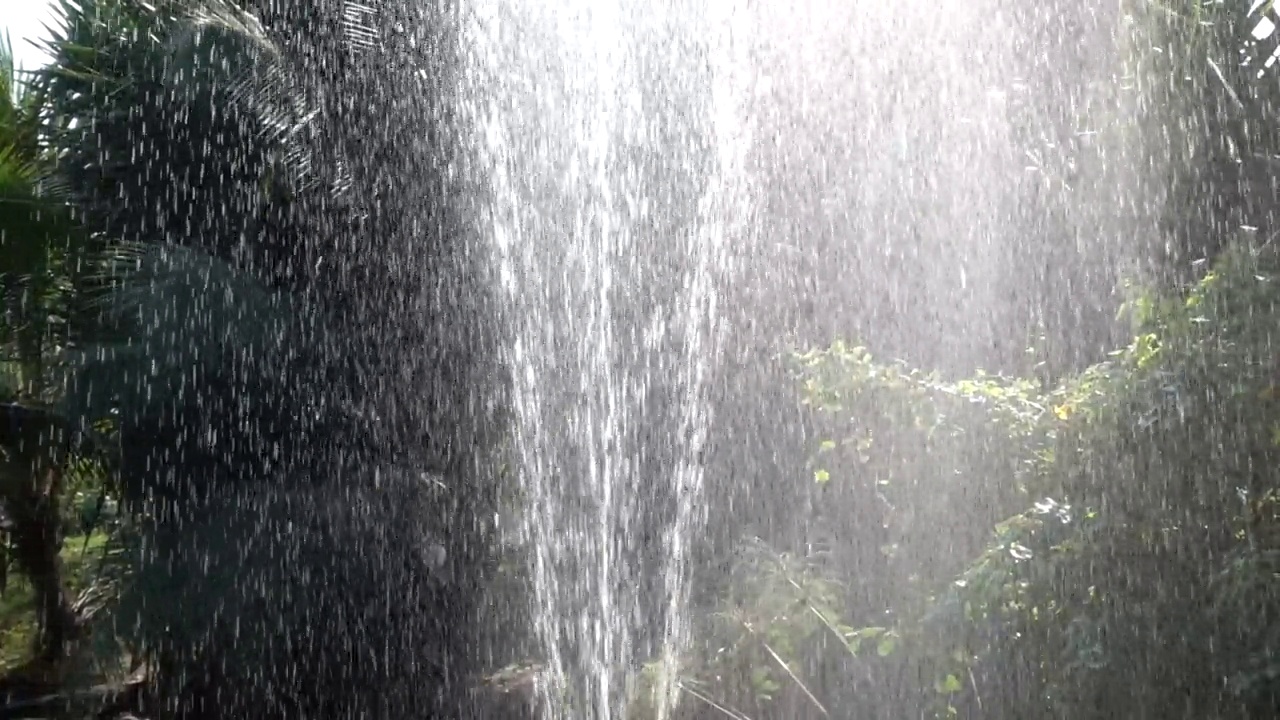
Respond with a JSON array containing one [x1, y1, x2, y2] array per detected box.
[[1, 31, 71, 400], [1122, 0, 1280, 277], [0, 30, 122, 691], [26, 0, 503, 716]]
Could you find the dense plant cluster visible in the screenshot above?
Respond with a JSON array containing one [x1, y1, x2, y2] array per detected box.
[[1, 0, 507, 717], [631, 244, 1280, 720], [618, 2, 1280, 718]]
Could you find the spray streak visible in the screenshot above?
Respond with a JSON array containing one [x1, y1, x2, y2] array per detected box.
[[653, 5, 751, 718], [463, 2, 746, 717]]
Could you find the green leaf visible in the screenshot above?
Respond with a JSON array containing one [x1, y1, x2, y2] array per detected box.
[[935, 673, 963, 694], [842, 625, 885, 653], [814, 468, 830, 484], [845, 626, 885, 639], [876, 635, 897, 657], [818, 439, 836, 451]]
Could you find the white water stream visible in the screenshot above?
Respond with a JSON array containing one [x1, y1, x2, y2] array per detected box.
[[461, 2, 750, 717]]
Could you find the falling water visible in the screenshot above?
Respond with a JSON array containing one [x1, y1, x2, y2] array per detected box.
[[461, 2, 749, 717]]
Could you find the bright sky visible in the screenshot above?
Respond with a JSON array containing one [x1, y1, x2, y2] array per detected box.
[[4, 0, 56, 71]]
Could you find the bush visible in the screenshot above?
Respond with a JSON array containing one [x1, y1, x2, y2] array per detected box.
[[644, 242, 1280, 720]]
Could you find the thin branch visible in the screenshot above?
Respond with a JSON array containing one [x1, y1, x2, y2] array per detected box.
[[778, 571, 853, 656], [0, 677, 144, 720], [738, 619, 830, 718], [677, 682, 754, 720], [968, 666, 983, 711], [757, 640, 830, 718], [1206, 56, 1245, 111]]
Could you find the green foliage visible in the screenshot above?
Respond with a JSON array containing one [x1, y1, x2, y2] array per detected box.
[[0, 14, 138, 407], [794, 244, 1280, 719], [645, 538, 851, 717], [643, 242, 1280, 720], [0, 14, 135, 689], [793, 339, 1048, 623], [62, 244, 305, 424], [11, 0, 1280, 717], [31, 0, 363, 440], [36, 0, 337, 267], [1114, 0, 1280, 277], [705, 539, 844, 699]]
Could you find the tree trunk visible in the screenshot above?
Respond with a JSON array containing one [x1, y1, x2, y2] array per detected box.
[[7, 464, 78, 667], [0, 404, 81, 686]]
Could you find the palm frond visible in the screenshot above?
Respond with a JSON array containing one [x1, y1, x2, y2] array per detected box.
[[341, 0, 379, 53], [36, 0, 335, 264], [31, 0, 385, 432], [172, 2, 328, 197], [60, 243, 305, 423], [0, 77, 130, 391], [0, 31, 43, 117], [0, 31, 19, 111]]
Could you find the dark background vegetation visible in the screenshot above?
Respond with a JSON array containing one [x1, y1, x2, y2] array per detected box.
[[1, 1, 1278, 719]]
